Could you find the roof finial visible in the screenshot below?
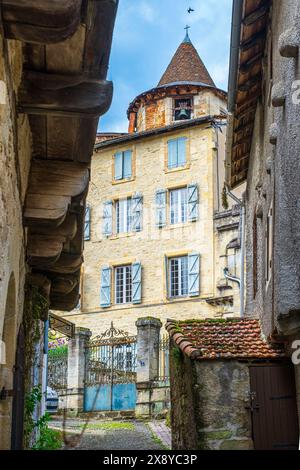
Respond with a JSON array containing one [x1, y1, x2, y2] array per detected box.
[[183, 25, 191, 44]]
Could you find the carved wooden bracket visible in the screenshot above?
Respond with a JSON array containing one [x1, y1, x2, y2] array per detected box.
[[18, 71, 113, 118], [2, 0, 82, 44]]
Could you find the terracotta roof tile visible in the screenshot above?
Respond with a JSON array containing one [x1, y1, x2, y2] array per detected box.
[[158, 39, 215, 87], [166, 318, 286, 360]]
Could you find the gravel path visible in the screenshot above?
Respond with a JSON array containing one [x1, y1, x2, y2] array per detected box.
[[49, 418, 169, 450]]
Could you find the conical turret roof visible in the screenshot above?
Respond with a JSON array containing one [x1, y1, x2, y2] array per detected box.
[[158, 30, 215, 88]]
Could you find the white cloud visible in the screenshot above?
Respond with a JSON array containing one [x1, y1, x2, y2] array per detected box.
[[210, 62, 229, 89], [137, 1, 156, 23]]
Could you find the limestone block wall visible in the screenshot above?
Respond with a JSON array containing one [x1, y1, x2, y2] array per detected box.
[[0, 38, 32, 449], [170, 344, 253, 450], [64, 122, 240, 336]]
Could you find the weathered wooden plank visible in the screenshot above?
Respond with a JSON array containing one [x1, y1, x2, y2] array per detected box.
[[2, 0, 82, 44], [18, 71, 113, 118], [27, 160, 89, 197]]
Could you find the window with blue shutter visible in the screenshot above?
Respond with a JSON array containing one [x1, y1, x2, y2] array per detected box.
[[131, 193, 143, 232], [167, 137, 187, 169], [84, 206, 91, 241], [188, 183, 199, 222], [156, 189, 167, 228], [188, 253, 200, 296], [114, 150, 132, 180], [100, 266, 111, 307], [103, 200, 113, 236], [132, 262, 142, 304]]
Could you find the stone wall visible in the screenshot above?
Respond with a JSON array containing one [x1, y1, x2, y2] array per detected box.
[[64, 122, 240, 336], [170, 342, 253, 450], [0, 37, 32, 449]]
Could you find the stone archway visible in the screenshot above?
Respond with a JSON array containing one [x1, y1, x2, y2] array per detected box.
[[0, 273, 17, 449]]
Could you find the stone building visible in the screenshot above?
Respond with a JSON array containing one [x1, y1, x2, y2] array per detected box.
[[225, 0, 300, 448], [64, 30, 242, 336], [0, 1, 117, 449]]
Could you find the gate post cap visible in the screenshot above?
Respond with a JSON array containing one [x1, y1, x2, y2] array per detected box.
[[136, 317, 162, 328], [74, 327, 92, 338]]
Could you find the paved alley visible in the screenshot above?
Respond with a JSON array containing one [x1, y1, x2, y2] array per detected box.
[[49, 418, 171, 451]]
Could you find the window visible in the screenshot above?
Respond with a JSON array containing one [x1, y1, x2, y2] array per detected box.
[[168, 137, 187, 169], [116, 198, 132, 233], [169, 256, 188, 298], [174, 98, 193, 121], [84, 206, 90, 241], [115, 265, 132, 304], [170, 187, 188, 224], [114, 150, 132, 180]]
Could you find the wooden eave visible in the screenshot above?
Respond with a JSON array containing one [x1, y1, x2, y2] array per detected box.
[[228, 0, 270, 188], [3, 0, 118, 311], [127, 83, 227, 117]]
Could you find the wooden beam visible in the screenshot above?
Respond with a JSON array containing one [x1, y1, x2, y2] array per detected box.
[[2, 0, 82, 44], [240, 30, 266, 52], [18, 71, 113, 118], [243, 4, 269, 26], [46, 253, 83, 274], [239, 53, 263, 75], [238, 73, 262, 92]]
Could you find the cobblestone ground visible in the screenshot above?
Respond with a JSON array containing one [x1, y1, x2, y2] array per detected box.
[[49, 418, 171, 450]]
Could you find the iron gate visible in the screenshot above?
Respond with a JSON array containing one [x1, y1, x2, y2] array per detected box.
[[84, 323, 137, 412]]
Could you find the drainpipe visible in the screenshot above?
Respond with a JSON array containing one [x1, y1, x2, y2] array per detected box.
[[224, 187, 245, 318], [227, 0, 244, 113]]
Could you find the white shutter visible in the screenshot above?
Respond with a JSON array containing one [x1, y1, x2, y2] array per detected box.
[[132, 193, 143, 232], [132, 262, 142, 304], [123, 150, 132, 178], [100, 266, 111, 307], [188, 253, 200, 296], [188, 183, 199, 222], [103, 200, 113, 236], [168, 139, 178, 169], [156, 189, 167, 228]]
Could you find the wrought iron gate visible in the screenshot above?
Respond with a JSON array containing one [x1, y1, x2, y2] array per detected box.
[[84, 323, 137, 412]]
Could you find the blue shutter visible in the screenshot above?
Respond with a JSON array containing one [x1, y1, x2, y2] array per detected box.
[[100, 266, 111, 307], [84, 206, 90, 241], [168, 139, 178, 169], [123, 150, 132, 178], [177, 137, 187, 166], [114, 152, 123, 180], [132, 193, 143, 232], [188, 253, 200, 296], [188, 183, 199, 221], [103, 200, 113, 236], [132, 262, 142, 304], [156, 189, 167, 228]]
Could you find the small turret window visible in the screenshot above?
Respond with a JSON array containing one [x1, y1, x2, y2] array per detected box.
[[174, 97, 193, 121]]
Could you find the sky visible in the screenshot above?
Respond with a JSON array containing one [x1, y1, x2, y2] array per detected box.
[[99, 0, 233, 133]]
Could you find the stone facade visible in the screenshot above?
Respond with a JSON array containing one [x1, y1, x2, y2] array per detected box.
[[64, 115, 241, 336], [170, 343, 253, 450], [226, 0, 300, 440], [0, 38, 32, 450]]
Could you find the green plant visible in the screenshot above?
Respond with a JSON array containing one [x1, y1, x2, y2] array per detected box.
[[32, 414, 62, 450], [24, 386, 62, 450], [48, 345, 68, 358], [79, 422, 134, 431]]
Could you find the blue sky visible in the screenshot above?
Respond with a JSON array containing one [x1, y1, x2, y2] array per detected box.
[[100, 0, 233, 133]]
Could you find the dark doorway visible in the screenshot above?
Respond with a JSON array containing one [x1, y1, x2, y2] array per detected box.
[[11, 324, 25, 450], [249, 364, 299, 450]]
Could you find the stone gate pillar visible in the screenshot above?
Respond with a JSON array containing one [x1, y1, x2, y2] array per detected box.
[[135, 317, 162, 418], [66, 327, 91, 414]]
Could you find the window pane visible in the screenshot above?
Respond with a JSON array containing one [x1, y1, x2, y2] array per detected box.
[[170, 256, 188, 297], [170, 188, 188, 224], [115, 265, 132, 304], [116, 198, 132, 234]]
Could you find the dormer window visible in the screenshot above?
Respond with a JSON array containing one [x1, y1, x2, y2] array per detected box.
[[174, 97, 193, 121]]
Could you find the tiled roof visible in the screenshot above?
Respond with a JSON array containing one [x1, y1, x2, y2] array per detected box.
[[158, 39, 215, 88], [166, 318, 286, 360]]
